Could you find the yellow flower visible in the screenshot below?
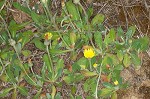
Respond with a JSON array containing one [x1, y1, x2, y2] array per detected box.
[[114, 80, 119, 85], [93, 63, 98, 68], [44, 32, 53, 40], [83, 48, 95, 59]]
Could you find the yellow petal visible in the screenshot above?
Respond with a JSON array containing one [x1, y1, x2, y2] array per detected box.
[[83, 48, 95, 59], [114, 80, 118, 85], [44, 32, 53, 40]]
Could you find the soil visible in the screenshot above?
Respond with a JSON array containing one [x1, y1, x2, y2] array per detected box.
[[118, 53, 150, 99]]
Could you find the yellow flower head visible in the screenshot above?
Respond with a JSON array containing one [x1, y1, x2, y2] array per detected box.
[[44, 32, 53, 40], [83, 48, 95, 59], [93, 63, 98, 68], [114, 80, 119, 85]]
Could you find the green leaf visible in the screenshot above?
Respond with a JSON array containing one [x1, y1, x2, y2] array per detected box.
[[18, 86, 28, 96], [111, 92, 117, 99], [0, 87, 13, 97], [115, 41, 125, 50], [86, 96, 94, 99], [15, 43, 22, 54], [104, 28, 116, 45], [77, 57, 87, 66], [91, 14, 105, 25], [80, 70, 97, 77], [46, 93, 51, 99], [117, 50, 124, 61], [55, 59, 64, 79], [0, 31, 9, 44], [13, 2, 31, 15], [99, 88, 114, 97], [114, 64, 124, 70], [63, 34, 71, 46], [120, 82, 129, 89], [69, 93, 75, 99], [9, 20, 30, 38], [31, 11, 46, 28], [0, 0, 5, 9], [0, 74, 8, 82], [7, 69, 17, 83], [0, 51, 7, 60], [32, 38, 45, 50], [75, 39, 84, 49], [76, 96, 82, 99], [55, 92, 61, 99], [12, 89, 17, 99], [43, 54, 51, 72], [131, 53, 141, 69], [126, 26, 136, 39], [31, 12, 41, 26], [41, 63, 46, 80], [72, 63, 80, 72], [51, 85, 56, 99], [0, 66, 2, 71], [63, 73, 84, 84], [21, 31, 33, 47], [117, 27, 124, 37], [123, 54, 131, 67], [109, 28, 116, 41], [33, 88, 42, 99], [87, 7, 93, 19], [66, 1, 81, 21], [102, 55, 113, 66], [24, 76, 36, 86], [70, 32, 76, 45], [74, 73, 84, 83], [103, 82, 114, 89], [109, 54, 119, 65], [94, 31, 103, 49], [22, 50, 31, 57], [56, 59, 64, 72], [83, 77, 97, 92], [50, 49, 72, 55], [71, 86, 76, 95], [63, 75, 73, 84], [132, 36, 149, 51]]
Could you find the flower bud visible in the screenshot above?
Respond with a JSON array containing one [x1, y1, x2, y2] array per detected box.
[[73, 0, 80, 4], [61, 0, 65, 8], [44, 40, 50, 46], [93, 63, 98, 68], [41, 0, 48, 7], [9, 39, 16, 46], [128, 39, 132, 44]]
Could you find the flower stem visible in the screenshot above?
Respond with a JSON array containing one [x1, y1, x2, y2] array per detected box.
[[46, 7, 70, 49], [13, 45, 37, 86], [88, 59, 92, 71], [95, 66, 102, 99], [46, 45, 54, 76], [95, 54, 104, 99], [0, 58, 5, 76]]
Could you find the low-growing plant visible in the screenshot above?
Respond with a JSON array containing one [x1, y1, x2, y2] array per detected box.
[[0, 0, 149, 99]]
